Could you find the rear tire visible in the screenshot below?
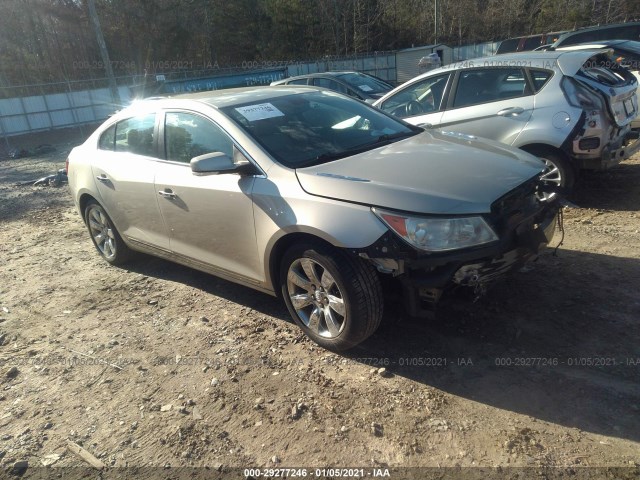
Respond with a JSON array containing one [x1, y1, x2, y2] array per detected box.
[[280, 242, 383, 351], [84, 200, 133, 265]]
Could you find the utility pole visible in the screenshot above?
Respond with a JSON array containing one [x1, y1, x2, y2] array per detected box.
[[87, 0, 121, 107], [434, 0, 438, 44]]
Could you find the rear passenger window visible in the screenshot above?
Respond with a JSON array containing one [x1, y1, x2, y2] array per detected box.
[[497, 38, 519, 54], [523, 35, 543, 50], [453, 68, 528, 108], [313, 78, 348, 94], [530, 69, 553, 92], [288, 79, 309, 85], [115, 114, 156, 156], [98, 125, 115, 151], [164, 112, 233, 163]]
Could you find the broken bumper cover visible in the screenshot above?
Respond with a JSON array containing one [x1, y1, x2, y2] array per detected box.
[[403, 206, 556, 288], [574, 128, 640, 170], [452, 215, 556, 287], [406, 208, 556, 315], [353, 189, 559, 314]]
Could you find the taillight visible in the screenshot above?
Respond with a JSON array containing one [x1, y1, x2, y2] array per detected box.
[[560, 77, 605, 110]]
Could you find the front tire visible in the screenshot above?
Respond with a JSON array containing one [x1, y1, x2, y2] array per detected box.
[[280, 243, 383, 351], [84, 201, 132, 265]]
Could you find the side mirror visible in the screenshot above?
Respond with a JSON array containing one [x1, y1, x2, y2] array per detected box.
[[418, 122, 434, 129], [190, 150, 254, 176]]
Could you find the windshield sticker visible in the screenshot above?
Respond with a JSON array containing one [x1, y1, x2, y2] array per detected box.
[[235, 103, 284, 121], [357, 84, 373, 92]]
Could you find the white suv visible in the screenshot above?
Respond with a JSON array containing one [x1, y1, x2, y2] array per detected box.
[[374, 51, 639, 191]]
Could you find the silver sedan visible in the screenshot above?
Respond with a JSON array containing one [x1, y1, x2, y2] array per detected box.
[[68, 87, 558, 350]]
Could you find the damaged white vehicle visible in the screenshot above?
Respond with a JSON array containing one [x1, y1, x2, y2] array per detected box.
[[374, 50, 640, 192]]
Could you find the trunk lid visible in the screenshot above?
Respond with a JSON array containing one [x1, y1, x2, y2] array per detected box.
[[572, 51, 639, 127]]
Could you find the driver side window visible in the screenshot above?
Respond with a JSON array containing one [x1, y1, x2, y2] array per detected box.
[[380, 74, 449, 118], [164, 112, 233, 163]]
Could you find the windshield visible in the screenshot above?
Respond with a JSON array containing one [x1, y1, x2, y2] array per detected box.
[[336, 73, 393, 95], [221, 91, 419, 168]]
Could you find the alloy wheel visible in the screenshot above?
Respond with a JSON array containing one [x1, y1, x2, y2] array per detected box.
[[286, 258, 346, 338], [540, 158, 562, 187], [87, 206, 117, 260]]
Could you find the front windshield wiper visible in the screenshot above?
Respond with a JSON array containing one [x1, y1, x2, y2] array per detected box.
[[375, 130, 418, 143], [297, 145, 375, 168]]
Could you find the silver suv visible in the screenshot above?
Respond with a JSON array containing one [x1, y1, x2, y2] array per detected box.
[[68, 87, 558, 350], [374, 51, 639, 192]]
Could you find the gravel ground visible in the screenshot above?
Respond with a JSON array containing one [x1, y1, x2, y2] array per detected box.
[[0, 134, 639, 479]]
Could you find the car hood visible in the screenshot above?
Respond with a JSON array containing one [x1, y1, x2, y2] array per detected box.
[[295, 131, 545, 215]]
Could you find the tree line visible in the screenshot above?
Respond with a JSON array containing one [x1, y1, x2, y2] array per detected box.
[[0, 0, 638, 87]]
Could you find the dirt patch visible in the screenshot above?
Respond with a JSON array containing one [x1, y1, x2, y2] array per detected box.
[[0, 140, 639, 477]]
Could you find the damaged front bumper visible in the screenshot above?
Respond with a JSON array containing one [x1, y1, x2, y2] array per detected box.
[[352, 182, 560, 317], [403, 205, 556, 316], [451, 215, 556, 287]]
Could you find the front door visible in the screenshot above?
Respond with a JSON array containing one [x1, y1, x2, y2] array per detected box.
[[377, 73, 451, 127], [154, 111, 261, 282]]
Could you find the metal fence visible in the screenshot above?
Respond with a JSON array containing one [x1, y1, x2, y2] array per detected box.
[[0, 46, 489, 146], [452, 41, 500, 61], [0, 77, 141, 151], [0, 86, 131, 134]]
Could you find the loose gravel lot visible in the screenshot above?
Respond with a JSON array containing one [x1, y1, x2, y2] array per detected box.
[[0, 134, 639, 479]]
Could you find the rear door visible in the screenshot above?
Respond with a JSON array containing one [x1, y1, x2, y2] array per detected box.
[[154, 110, 261, 282], [90, 112, 169, 250], [439, 67, 534, 145]]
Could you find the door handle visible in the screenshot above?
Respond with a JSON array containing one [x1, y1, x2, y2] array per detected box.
[[497, 107, 524, 117], [95, 174, 109, 183], [158, 189, 177, 199]]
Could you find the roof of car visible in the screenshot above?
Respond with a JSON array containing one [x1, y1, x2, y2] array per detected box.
[[289, 71, 361, 78], [137, 86, 324, 109], [557, 39, 638, 49], [552, 22, 640, 47], [556, 21, 640, 35], [419, 49, 605, 77], [271, 71, 376, 84]]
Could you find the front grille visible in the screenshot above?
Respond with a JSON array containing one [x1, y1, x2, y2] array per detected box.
[[490, 176, 543, 236], [491, 176, 539, 216]]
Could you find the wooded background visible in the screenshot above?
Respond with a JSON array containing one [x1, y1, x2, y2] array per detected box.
[[1, 0, 638, 87]]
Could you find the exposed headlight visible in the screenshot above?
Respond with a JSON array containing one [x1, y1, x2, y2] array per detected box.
[[373, 208, 499, 252]]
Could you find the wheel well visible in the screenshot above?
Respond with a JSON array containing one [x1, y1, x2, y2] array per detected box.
[[78, 193, 98, 223], [519, 143, 568, 161], [268, 233, 335, 298]]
